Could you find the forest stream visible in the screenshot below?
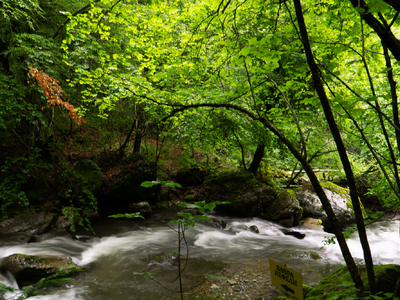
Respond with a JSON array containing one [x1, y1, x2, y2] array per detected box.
[[0, 210, 399, 300]]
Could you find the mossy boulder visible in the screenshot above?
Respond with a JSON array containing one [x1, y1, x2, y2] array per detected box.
[[176, 167, 206, 187], [306, 264, 400, 299], [102, 159, 159, 213], [295, 182, 363, 232], [195, 170, 302, 227], [264, 190, 303, 227], [0, 254, 79, 287]]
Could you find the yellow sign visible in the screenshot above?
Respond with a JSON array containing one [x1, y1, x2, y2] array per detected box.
[[269, 259, 303, 300]]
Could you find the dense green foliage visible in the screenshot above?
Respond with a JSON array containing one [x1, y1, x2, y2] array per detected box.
[[1, 0, 400, 296]]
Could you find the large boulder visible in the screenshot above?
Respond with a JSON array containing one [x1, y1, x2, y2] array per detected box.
[[101, 158, 159, 214], [195, 170, 302, 227], [0, 254, 79, 287], [0, 213, 73, 244], [295, 182, 359, 232], [176, 167, 206, 187], [264, 190, 303, 227], [0, 212, 56, 243], [128, 201, 152, 218]]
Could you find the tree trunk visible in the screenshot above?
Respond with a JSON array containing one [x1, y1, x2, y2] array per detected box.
[[248, 144, 265, 175], [133, 131, 142, 153], [293, 0, 374, 294]]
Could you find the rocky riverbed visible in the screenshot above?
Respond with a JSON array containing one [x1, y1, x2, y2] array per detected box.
[[191, 261, 286, 300]]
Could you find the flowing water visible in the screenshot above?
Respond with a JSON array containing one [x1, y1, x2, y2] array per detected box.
[[0, 211, 399, 299]]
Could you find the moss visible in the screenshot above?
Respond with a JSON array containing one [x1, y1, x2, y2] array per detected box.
[[321, 181, 366, 218], [310, 252, 322, 260], [17, 254, 32, 258], [321, 182, 349, 200], [286, 189, 296, 198], [203, 169, 262, 193], [306, 264, 400, 299]]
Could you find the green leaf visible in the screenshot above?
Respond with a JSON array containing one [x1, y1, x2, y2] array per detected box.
[[206, 274, 229, 280], [248, 37, 258, 45], [283, 24, 292, 32], [327, 62, 338, 71], [140, 181, 160, 188], [177, 212, 192, 219], [245, 56, 252, 65], [240, 47, 251, 56]]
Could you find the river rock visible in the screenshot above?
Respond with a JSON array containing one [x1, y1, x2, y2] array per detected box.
[[249, 225, 259, 233], [295, 183, 359, 232], [195, 170, 302, 227], [301, 217, 324, 231], [0, 254, 78, 287], [0, 212, 57, 243], [128, 201, 152, 218], [213, 218, 227, 230], [281, 229, 306, 239]]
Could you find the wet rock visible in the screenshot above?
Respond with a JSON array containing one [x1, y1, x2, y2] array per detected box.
[[249, 225, 259, 233], [295, 183, 361, 232], [195, 170, 302, 227], [213, 218, 227, 230], [280, 229, 306, 239], [0, 254, 79, 287], [301, 217, 324, 231], [290, 250, 322, 260], [128, 201, 152, 218], [375, 264, 400, 293], [266, 191, 302, 227], [0, 212, 57, 244]]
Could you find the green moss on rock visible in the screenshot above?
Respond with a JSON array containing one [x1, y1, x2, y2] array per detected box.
[[306, 264, 400, 299]]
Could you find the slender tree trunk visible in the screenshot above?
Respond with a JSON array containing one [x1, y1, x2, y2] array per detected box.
[[382, 41, 400, 187], [133, 131, 143, 153], [118, 119, 136, 156], [293, 0, 374, 294], [248, 144, 265, 175]]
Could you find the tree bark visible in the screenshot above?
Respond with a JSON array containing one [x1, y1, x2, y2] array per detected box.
[[248, 144, 265, 175], [293, 0, 374, 294]]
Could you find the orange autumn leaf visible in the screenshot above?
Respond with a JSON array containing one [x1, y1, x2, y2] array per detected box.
[[28, 66, 86, 125]]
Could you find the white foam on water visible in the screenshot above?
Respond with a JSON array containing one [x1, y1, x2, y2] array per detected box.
[[0, 237, 92, 262], [78, 228, 172, 265], [194, 217, 400, 265]]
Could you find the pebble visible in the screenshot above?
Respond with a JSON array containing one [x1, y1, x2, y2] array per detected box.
[[192, 262, 286, 299]]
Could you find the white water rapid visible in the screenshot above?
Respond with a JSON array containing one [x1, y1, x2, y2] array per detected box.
[[0, 214, 398, 299]]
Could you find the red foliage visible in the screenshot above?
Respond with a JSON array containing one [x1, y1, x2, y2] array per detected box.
[[28, 66, 86, 125]]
